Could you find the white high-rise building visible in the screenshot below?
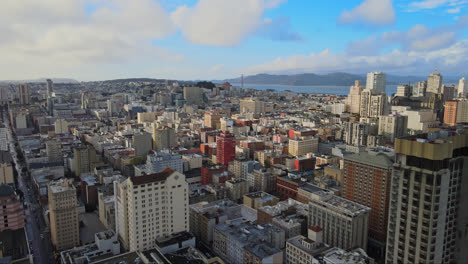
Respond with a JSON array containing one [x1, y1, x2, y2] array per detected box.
[[115, 169, 189, 251], [347, 80, 364, 114], [427, 70, 443, 94], [458, 77, 467, 98], [366, 72, 386, 94]]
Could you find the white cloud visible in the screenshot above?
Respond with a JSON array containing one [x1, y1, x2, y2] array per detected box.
[[0, 0, 184, 80], [347, 24, 457, 56], [171, 0, 288, 46], [407, 0, 468, 11], [447, 7, 461, 12], [338, 0, 395, 26], [246, 40, 468, 75]]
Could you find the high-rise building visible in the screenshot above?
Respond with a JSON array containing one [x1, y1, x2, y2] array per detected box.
[[366, 72, 386, 94], [427, 70, 443, 94], [369, 94, 387, 117], [386, 129, 468, 263], [73, 145, 98, 177], [443, 99, 468, 126], [18, 84, 29, 105], [288, 137, 318, 156], [458, 77, 467, 98], [49, 178, 79, 251], [204, 111, 222, 129], [240, 98, 265, 114], [442, 84, 456, 101], [229, 159, 260, 180], [396, 85, 411, 97], [0, 184, 24, 232], [132, 132, 152, 157], [345, 122, 370, 147], [308, 190, 370, 250], [0, 124, 8, 151], [216, 132, 235, 166], [378, 113, 408, 143], [413, 81, 427, 97], [343, 151, 393, 256], [115, 169, 189, 251], [183, 86, 203, 105], [152, 124, 176, 150], [47, 79, 54, 116], [0, 152, 14, 186], [46, 140, 62, 163], [145, 149, 183, 174], [54, 119, 69, 134]]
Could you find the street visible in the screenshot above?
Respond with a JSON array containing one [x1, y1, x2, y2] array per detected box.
[[2, 109, 54, 264]]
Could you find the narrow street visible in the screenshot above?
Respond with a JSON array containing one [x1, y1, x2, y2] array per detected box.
[[3, 109, 54, 264]]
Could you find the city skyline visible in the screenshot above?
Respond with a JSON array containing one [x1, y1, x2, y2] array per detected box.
[[2, 0, 468, 81]]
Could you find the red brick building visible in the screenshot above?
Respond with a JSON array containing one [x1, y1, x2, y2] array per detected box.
[[216, 132, 235, 166], [201, 164, 226, 185], [295, 157, 316, 172], [276, 176, 305, 200], [343, 152, 393, 256]]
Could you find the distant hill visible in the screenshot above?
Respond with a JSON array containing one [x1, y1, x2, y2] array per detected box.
[[220, 73, 461, 86], [0, 78, 79, 84]]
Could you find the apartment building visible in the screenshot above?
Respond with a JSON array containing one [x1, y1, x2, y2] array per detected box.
[[49, 178, 79, 251], [115, 168, 189, 251]]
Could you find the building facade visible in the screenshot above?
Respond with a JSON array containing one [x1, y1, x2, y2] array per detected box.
[[49, 178, 80, 251], [115, 169, 189, 251], [386, 129, 468, 263]]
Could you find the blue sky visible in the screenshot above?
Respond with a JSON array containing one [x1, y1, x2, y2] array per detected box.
[[1, 0, 468, 81]]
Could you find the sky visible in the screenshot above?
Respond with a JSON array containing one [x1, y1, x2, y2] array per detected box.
[[1, 0, 468, 81]]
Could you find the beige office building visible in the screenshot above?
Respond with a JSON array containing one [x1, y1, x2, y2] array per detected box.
[[183, 86, 203, 105], [288, 137, 318, 156], [54, 119, 69, 134], [386, 129, 468, 264], [347, 80, 364, 114], [137, 112, 157, 124], [0, 152, 14, 186], [49, 178, 79, 251], [308, 191, 370, 250], [152, 124, 176, 150], [115, 169, 189, 251]]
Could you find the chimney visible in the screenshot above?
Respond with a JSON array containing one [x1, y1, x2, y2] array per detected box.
[[308, 226, 323, 243]]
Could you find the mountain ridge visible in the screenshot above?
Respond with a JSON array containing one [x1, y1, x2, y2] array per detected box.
[[219, 73, 462, 86]]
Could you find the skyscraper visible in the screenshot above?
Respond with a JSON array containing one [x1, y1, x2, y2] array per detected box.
[[46, 79, 54, 115], [366, 72, 386, 94], [216, 131, 235, 166], [413, 81, 427, 97], [46, 140, 62, 163], [347, 80, 364, 114], [378, 113, 408, 143], [49, 178, 79, 251], [386, 129, 468, 263], [343, 151, 393, 256], [18, 84, 29, 105], [152, 124, 176, 150], [115, 169, 189, 251], [458, 77, 467, 98], [427, 70, 443, 94]]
